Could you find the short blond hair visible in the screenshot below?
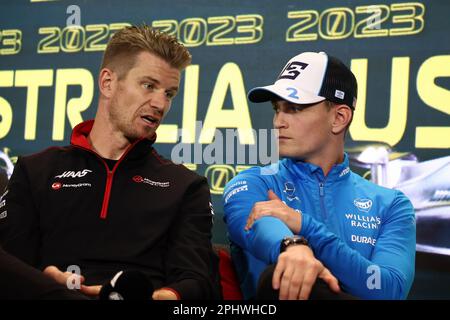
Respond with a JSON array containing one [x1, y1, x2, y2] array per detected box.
[[101, 24, 192, 79]]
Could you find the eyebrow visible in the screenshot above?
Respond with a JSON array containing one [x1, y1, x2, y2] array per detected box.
[[140, 76, 179, 92]]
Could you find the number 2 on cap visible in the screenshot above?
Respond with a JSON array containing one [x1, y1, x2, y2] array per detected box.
[[286, 87, 299, 99]]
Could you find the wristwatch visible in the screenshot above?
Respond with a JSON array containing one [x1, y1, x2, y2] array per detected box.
[[280, 235, 309, 253]]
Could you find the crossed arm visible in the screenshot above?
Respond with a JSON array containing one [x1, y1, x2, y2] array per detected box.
[[246, 190, 340, 300]]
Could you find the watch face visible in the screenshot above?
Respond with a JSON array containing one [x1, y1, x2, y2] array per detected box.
[[281, 236, 308, 253]]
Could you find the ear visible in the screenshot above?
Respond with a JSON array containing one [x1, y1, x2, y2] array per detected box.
[[98, 68, 116, 98], [331, 104, 353, 135]]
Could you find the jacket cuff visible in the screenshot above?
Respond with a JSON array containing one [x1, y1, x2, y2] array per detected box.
[[299, 213, 312, 237], [165, 279, 204, 300]]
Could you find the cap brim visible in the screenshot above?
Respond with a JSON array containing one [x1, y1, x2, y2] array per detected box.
[[248, 85, 325, 104]]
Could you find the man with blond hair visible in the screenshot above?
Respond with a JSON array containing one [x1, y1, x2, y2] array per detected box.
[[0, 25, 221, 300]]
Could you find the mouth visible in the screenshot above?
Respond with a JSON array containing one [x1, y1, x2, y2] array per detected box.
[[141, 115, 159, 127], [278, 136, 291, 140]]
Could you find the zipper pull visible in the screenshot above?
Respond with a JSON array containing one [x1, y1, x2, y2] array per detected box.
[[319, 182, 324, 196]]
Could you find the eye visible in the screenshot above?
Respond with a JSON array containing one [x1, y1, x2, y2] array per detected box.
[[288, 105, 304, 113], [143, 83, 154, 90], [272, 105, 280, 113], [165, 91, 177, 99]]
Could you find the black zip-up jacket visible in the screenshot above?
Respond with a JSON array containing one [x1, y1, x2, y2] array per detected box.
[[0, 120, 221, 299]]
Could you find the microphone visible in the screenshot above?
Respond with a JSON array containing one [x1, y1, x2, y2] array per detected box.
[[99, 270, 154, 300]]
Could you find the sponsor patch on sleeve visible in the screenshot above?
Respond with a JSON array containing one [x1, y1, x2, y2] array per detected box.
[[224, 184, 249, 203]]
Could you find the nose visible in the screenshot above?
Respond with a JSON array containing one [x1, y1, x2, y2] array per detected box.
[[149, 91, 169, 116], [273, 112, 287, 129]]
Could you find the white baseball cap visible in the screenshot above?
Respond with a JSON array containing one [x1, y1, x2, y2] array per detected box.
[[248, 51, 357, 109]]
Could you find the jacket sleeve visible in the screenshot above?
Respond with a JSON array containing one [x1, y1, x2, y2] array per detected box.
[[0, 157, 40, 267], [223, 173, 293, 264], [300, 191, 416, 299], [163, 177, 221, 299], [0, 246, 87, 300]]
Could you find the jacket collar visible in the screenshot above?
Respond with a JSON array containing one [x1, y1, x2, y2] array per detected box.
[[70, 120, 157, 159], [286, 153, 351, 182]]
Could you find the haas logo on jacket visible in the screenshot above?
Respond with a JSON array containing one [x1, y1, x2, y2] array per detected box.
[[55, 169, 92, 179]]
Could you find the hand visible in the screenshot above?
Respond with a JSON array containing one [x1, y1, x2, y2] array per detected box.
[[43, 265, 102, 297], [245, 190, 302, 233], [272, 245, 340, 300], [152, 288, 178, 300], [80, 284, 102, 296], [43, 265, 85, 287]]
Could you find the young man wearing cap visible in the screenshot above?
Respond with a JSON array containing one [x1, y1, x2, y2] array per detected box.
[[223, 52, 415, 300]]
